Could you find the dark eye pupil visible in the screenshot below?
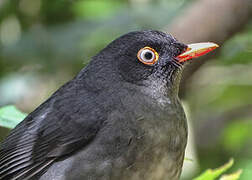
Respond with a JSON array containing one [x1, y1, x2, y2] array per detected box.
[[144, 52, 153, 60]]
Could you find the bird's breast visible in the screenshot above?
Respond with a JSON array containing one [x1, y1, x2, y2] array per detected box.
[[117, 94, 188, 180]]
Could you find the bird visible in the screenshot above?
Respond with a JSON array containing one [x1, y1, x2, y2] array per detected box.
[[0, 30, 218, 180]]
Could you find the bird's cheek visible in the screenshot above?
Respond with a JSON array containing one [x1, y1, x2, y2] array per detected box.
[[157, 57, 171, 66]]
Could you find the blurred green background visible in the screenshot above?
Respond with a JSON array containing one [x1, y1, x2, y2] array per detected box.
[[0, 0, 251, 179]]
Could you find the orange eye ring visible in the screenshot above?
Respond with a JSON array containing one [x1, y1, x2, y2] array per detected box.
[[137, 47, 159, 65]]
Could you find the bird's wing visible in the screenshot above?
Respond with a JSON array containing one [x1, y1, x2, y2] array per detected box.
[[0, 84, 105, 180]]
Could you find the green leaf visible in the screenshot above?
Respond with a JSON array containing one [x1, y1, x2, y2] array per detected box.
[[193, 159, 234, 180], [220, 169, 242, 180], [0, 105, 27, 129]]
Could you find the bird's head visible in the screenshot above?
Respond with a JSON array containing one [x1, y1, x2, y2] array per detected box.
[[81, 30, 218, 95]]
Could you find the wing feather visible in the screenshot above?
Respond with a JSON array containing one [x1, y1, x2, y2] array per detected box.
[[0, 82, 105, 179], [12, 159, 55, 180]]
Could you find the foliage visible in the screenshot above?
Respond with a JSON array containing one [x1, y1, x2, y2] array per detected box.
[[0, 105, 27, 129], [194, 159, 242, 180]]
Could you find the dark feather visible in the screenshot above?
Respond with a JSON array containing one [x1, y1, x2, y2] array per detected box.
[[0, 80, 105, 179]]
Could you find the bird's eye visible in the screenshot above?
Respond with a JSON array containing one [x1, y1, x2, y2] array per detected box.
[[137, 47, 159, 65]]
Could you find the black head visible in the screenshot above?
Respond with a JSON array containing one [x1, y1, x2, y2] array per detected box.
[[77, 30, 187, 94]]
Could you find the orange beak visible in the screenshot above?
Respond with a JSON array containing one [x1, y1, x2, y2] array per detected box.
[[176, 42, 219, 62]]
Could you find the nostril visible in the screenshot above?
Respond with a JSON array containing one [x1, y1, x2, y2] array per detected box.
[[178, 43, 188, 53], [183, 47, 191, 53], [171, 42, 188, 57]]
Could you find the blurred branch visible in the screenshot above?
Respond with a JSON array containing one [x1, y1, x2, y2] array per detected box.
[[194, 104, 252, 148], [165, 0, 252, 98]]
